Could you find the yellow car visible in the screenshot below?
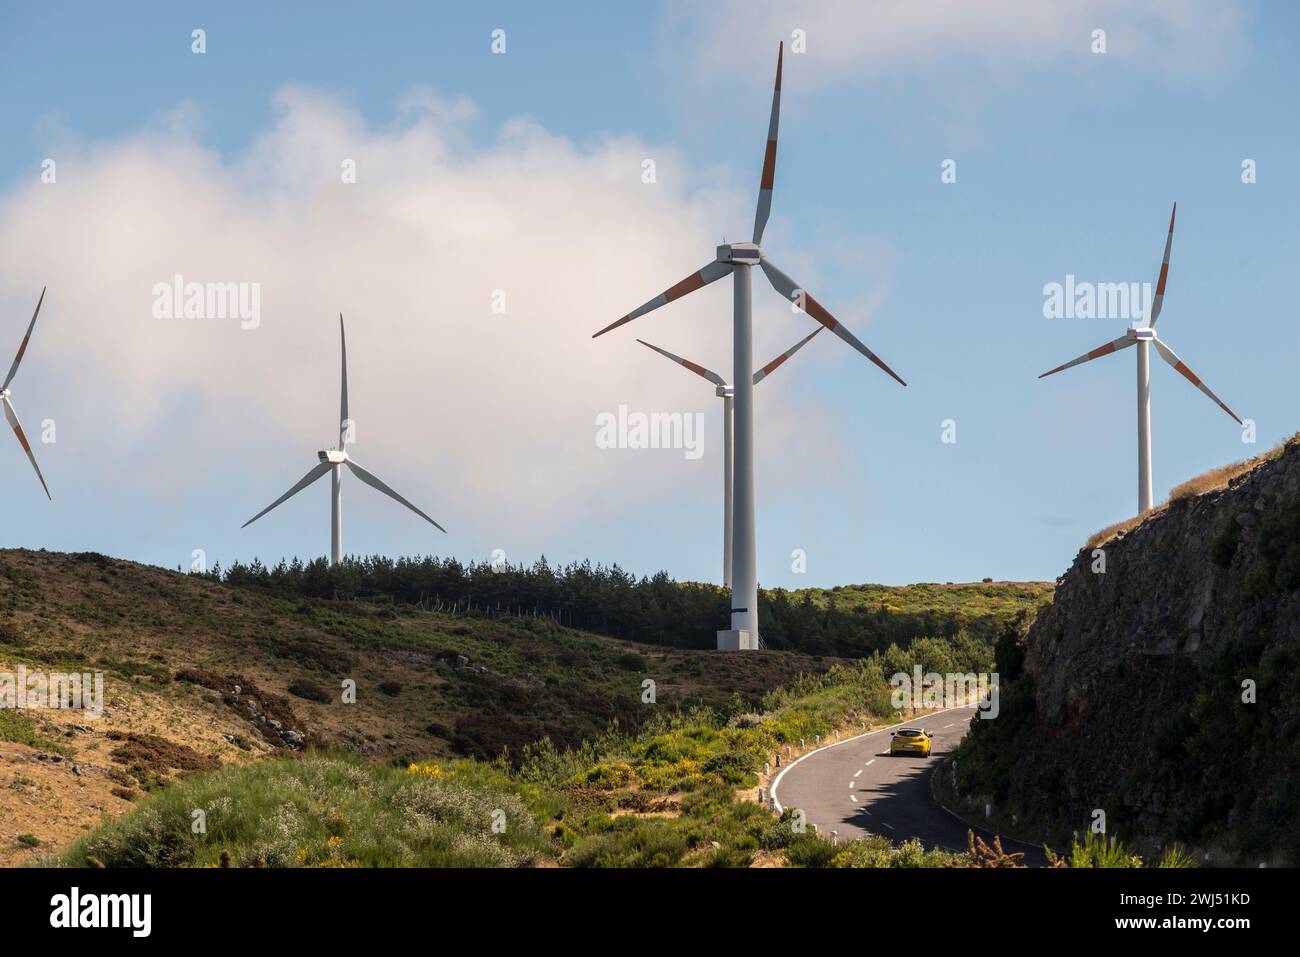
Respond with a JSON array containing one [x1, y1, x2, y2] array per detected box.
[[889, 727, 933, 757]]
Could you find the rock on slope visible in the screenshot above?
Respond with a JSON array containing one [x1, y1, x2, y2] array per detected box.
[[962, 437, 1300, 864]]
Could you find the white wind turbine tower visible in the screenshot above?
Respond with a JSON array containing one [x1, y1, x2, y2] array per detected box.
[[2, 287, 51, 499], [636, 326, 822, 589], [242, 315, 445, 563], [1039, 204, 1242, 515], [593, 43, 906, 650]]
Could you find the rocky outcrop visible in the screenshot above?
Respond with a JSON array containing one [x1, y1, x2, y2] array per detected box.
[[977, 438, 1300, 864]]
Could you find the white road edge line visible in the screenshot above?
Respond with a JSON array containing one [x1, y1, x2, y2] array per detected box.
[[769, 704, 975, 815]]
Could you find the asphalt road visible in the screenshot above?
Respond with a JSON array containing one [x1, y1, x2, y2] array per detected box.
[[771, 705, 1048, 866]]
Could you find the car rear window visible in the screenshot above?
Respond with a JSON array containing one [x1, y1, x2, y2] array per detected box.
[[896, 729, 921, 737]]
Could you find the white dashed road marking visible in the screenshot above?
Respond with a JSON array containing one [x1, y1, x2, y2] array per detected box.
[[854, 769, 863, 777]]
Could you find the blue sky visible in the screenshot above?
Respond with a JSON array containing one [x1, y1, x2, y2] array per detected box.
[[0, 1, 1297, 588]]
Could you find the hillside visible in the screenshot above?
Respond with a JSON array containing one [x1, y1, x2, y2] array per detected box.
[[0, 547, 1051, 865], [764, 581, 1052, 655], [0, 549, 847, 863], [948, 435, 1300, 865], [199, 555, 1052, 656]]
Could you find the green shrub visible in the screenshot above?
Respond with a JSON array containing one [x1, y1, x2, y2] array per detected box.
[[1209, 517, 1241, 568], [783, 833, 839, 868], [1066, 832, 1143, 868], [830, 834, 957, 867], [56, 752, 551, 868]]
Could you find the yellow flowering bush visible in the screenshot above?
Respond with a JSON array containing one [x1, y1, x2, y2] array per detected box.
[[407, 762, 444, 780]]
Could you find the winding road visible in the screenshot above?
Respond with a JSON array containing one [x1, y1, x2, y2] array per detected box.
[[771, 705, 1047, 866]]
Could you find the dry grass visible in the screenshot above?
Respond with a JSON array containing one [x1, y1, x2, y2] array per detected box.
[[1168, 432, 1299, 502], [1084, 507, 1166, 550], [1086, 432, 1300, 550]]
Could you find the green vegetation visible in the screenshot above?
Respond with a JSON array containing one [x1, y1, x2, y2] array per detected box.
[[829, 835, 957, 868], [757, 582, 1050, 657], [1053, 832, 1143, 868], [0, 709, 74, 757], [198, 554, 1049, 657], [1248, 498, 1300, 594], [1209, 515, 1241, 568], [58, 754, 551, 867], [56, 651, 979, 869], [3, 546, 1050, 868], [1045, 832, 1194, 869]]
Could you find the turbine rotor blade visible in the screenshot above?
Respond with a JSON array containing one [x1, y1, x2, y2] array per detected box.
[[1153, 337, 1241, 424], [635, 338, 726, 386], [3, 286, 46, 391], [593, 260, 732, 338], [241, 461, 332, 528], [1149, 202, 1176, 326], [753, 326, 822, 385], [338, 314, 349, 450], [1038, 334, 1136, 378], [2, 394, 50, 499], [345, 459, 446, 533], [758, 258, 906, 386], [752, 41, 783, 244]]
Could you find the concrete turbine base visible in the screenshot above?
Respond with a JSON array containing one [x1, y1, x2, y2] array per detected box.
[[716, 628, 757, 651]]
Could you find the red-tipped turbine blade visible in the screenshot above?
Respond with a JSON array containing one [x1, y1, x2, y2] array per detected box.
[[636, 338, 726, 387], [2, 395, 50, 499], [593, 260, 732, 338], [1152, 337, 1241, 424], [753, 326, 822, 385], [1149, 203, 1176, 326], [1038, 334, 1136, 378], [3, 286, 46, 391], [758, 258, 906, 387], [752, 41, 783, 245]]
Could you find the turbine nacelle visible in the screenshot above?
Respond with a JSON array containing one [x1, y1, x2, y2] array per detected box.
[[715, 384, 734, 399], [717, 242, 762, 265], [318, 449, 349, 464], [1127, 327, 1156, 341]]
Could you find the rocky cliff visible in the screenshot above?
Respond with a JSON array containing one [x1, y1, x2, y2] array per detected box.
[[954, 436, 1300, 865]]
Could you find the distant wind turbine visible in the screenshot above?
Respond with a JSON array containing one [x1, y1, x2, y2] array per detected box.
[[242, 315, 444, 564], [636, 326, 822, 588], [2, 287, 51, 499], [1039, 204, 1241, 515], [593, 42, 906, 650]]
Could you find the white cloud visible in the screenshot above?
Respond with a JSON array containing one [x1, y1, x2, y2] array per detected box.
[[0, 87, 860, 556], [668, 0, 1250, 85]]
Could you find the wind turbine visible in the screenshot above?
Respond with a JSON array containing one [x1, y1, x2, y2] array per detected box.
[[1039, 203, 1241, 515], [242, 315, 444, 563], [636, 326, 822, 589], [593, 42, 906, 650], [3, 287, 51, 499]]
